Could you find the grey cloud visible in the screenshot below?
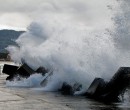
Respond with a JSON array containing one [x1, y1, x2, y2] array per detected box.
[[0, 0, 42, 12], [0, 0, 118, 29], [0, 0, 61, 13]]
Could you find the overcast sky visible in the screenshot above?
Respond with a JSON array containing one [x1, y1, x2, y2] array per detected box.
[[0, 0, 118, 30]]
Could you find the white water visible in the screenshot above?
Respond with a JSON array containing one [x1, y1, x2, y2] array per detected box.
[[6, 0, 130, 91]]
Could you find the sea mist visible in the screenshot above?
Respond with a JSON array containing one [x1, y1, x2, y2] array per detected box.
[[6, 0, 130, 91]]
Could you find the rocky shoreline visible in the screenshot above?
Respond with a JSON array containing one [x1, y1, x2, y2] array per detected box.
[[0, 52, 11, 61]]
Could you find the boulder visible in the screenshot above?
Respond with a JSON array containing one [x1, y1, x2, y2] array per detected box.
[[84, 78, 106, 98], [36, 67, 48, 76], [59, 82, 82, 95], [15, 63, 35, 78], [85, 67, 130, 102], [2, 64, 19, 75], [3, 63, 35, 81]]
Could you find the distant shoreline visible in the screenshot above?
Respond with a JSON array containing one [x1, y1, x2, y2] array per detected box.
[[0, 52, 11, 61]]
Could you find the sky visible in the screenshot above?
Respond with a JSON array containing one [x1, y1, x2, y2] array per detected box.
[[0, 0, 118, 31]]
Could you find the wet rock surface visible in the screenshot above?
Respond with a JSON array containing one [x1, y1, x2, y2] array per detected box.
[[2, 63, 130, 103], [0, 75, 129, 110], [85, 67, 130, 102]]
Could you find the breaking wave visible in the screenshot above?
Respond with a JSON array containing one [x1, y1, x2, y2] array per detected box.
[[6, 74, 44, 88], [6, 0, 130, 92]]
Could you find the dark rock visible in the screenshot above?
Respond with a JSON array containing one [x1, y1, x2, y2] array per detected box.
[[59, 82, 82, 95], [59, 82, 73, 95], [3, 63, 35, 81], [72, 83, 82, 93], [15, 63, 35, 78], [36, 67, 48, 76], [85, 67, 130, 102], [2, 64, 19, 75], [101, 67, 130, 102], [84, 78, 106, 98], [6, 75, 15, 81], [40, 70, 53, 87]]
